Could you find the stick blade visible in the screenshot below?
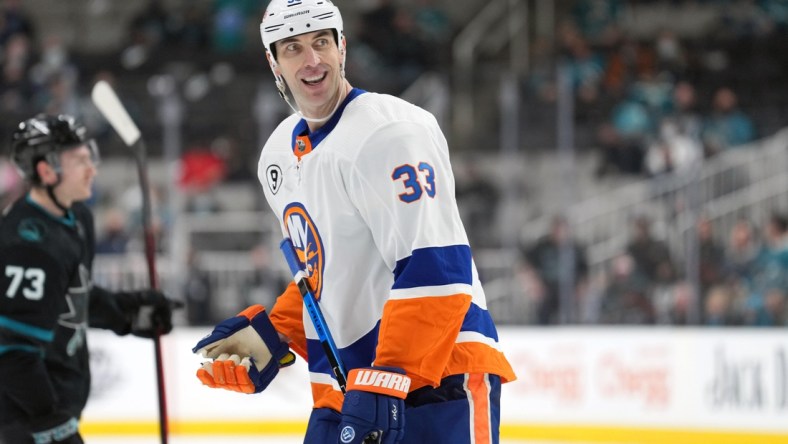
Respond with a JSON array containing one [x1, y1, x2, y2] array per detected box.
[[91, 80, 141, 146]]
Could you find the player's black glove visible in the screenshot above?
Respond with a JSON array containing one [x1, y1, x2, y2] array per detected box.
[[117, 289, 182, 338], [339, 367, 411, 444]]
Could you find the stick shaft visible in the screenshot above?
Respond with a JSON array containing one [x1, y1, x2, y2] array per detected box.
[[279, 238, 347, 393], [133, 145, 168, 444], [92, 81, 169, 444]]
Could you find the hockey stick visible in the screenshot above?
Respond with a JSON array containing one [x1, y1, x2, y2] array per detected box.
[[279, 238, 348, 393], [91, 80, 170, 444]]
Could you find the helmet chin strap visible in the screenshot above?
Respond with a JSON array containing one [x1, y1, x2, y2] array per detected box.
[[45, 183, 70, 214], [274, 74, 346, 124]]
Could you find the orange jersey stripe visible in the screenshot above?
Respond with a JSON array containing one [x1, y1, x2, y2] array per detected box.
[[374, 293, 472, 388], [270, 282, 308, 361], [466, 373, 492, 444]]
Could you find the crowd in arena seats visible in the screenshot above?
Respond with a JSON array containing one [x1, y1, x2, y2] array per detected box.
[[519, 211, 788, 327], [512, 0, 787, 327], [523, 0, 787, 179]]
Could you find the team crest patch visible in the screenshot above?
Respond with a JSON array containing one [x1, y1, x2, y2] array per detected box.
[[18, 218, 46, 242], [266, 164, 283, 195], [283, 203, 325, 300]]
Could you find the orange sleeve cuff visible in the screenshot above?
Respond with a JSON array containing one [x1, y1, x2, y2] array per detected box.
[[270, 282, 308, 361]]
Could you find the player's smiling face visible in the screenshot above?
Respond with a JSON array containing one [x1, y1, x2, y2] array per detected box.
[[274, 30, 344, 118]]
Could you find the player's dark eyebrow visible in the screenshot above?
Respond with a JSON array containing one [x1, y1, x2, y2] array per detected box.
[[276, 30, 333, 49]]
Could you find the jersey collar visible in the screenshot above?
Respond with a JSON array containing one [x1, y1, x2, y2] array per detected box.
[[25, 193, 76, 227], [291, 88, 366, 159]]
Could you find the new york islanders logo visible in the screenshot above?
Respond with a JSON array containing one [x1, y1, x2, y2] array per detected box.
[[283, 203, 325, 300]]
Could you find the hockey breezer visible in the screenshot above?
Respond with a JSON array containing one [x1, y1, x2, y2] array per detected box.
[[90, 80, 170, 444]]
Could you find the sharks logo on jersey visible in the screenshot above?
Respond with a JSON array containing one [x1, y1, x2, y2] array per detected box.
[[283, 203, 325, 300], [60, 264, 91, 356]]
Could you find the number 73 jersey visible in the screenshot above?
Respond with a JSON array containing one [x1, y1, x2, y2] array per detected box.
[[258, 89, 515, 410], [0, 197, 90, 358]]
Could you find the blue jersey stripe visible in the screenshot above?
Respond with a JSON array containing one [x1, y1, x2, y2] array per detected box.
[[0, 315, 55, 342], [392, 245, 472, 289], [459, 303, 500, 341], [307, 322, 380, 376]]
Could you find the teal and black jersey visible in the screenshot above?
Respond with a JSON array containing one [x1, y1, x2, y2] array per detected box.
[[0, 196, 128, 420]]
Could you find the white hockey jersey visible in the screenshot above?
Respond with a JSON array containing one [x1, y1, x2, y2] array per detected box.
[[258, 89, 515, 411]]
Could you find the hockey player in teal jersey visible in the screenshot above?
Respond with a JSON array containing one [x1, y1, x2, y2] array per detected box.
[[0, 114, 179, 444]]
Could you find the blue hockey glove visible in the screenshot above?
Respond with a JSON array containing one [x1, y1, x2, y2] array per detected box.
[[339, 367, 411, 444], [192, 304, 295, 393]]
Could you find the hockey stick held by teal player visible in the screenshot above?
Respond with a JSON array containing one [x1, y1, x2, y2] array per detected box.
[[91, 80, 171, 444]]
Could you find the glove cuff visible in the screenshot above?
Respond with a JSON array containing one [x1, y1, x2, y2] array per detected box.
[[347, 367, 411, 399], [247, 305, 295, 368]]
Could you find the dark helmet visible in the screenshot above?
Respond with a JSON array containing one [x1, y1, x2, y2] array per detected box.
[[10, 114, 98, 184]]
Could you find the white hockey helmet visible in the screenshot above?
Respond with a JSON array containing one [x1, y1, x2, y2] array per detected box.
[[260, 0, 344, 60]]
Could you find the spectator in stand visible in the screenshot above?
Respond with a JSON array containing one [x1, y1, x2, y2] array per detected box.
[[723, 217, 762, 285], [95, 208, 131, 255], [129, 0, 172, 48], [173, 3, 210, 51], [212, 136, 256, 184], [696, 216, 727, 296], [594, 121, 645, 177], [598, 252, 654, 324], [628, 67, 673, 122], [356, 0, 431, 94], [702, 87, 756, 155], [522, 215, 589, 324], [625, 215, 676, 290], [358, 0, 398, 56], [0, 0, 34, 46], [644, 118, 702, 176], [601, 34, 656, 100], [745, 212, 788, 325], [0, 33, 35, 117], [392, 9, 431, 91], [703, 284, 743, 326], [183, 249, 213, 326], [413, 0, 451, 50], [570, 0, 623, 44], [455, 161, 499, 248], [654, 29, 687, 78], [758, 287, 786, 326], [212, 0, 261, 53], [560, 23, 606, 104], [660, 280, 696, 325], [665, 81, 703, 143], [594, 90, 655, 178]]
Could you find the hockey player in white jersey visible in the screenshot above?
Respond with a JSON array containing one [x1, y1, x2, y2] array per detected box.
[[192, 1, 516, 443]]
